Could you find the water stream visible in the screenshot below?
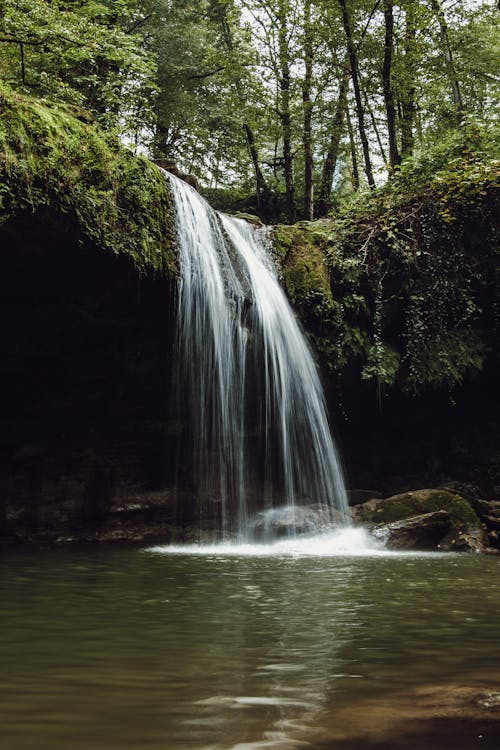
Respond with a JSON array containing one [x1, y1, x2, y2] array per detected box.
[[168, 175, 348, 541]]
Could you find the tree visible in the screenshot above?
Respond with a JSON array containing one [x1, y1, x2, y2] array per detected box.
[[430, 0, 464, 121], [338, 0, 375, 188], [1, 0, 498, 217], [208, 0, 272, 213], [399, 0, 417, 158], [381, 0, 400, 169], [0, 1, 156, 136], [277, 0, 296, 221], [302, 0, 314, 219], [316, 60, 349, 216]]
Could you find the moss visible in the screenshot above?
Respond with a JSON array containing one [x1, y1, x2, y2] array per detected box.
[[231, 212, 264, 227], [275, 223, 333, 306], [0, 83, 176, 275], [274, 222, 371, 373], [359, 489, 480, 528]]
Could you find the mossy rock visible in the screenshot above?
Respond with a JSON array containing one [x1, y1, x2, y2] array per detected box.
[[231, 212, 264, 227], [274, 224, 333, 308], [356, 488, 480, 527], [0, 82, 177, 276], [357, 488, 486, 552]]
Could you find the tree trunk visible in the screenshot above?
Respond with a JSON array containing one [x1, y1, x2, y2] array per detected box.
[[302, 0, 314, 220], [400, 0, 416, 158], [346, 106, 360, 191], [382, 0, 400, 169], [278, 0, 296, 222], [363, 86, 388, 164], [243, 124, 272, 210], [430, 0, 464, 120], [317, 63, 349, 217], [19, 41, 25, 85], [338, 0, 375, 188]]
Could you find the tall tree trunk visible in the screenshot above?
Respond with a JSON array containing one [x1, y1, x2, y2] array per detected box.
[[430, 0, 464, 120], [382, 0, 400, 169], [19, 41, 25, 84], [302, 0, 314, 220], [278, 0, 296, 222], [338, 0, 375, 188], [243, 124, 271, 209], [317, 63, 349, 216], [363, 86, 388, 164], [346, 106, 360, 191], [400, 0, 416, 158]]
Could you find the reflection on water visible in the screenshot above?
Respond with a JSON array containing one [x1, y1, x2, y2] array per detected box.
[[0, 546, 498, 749]]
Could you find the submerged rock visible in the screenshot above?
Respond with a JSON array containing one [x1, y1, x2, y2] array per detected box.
[[316, 680, 500, 749], [248, 504, 344, 540]]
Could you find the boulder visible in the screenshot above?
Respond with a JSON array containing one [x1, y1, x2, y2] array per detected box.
[[353, 488, 487, 552], [455, 498, 500, 549], [439, 481, 484, 502], [232, 212, 264, 227], [154, 158, 201, 192], [372, 510, 452, 550], [248, 503, 343, 541]]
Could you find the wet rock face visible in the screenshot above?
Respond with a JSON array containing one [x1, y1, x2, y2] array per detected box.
[[0, 213, 178, 543]]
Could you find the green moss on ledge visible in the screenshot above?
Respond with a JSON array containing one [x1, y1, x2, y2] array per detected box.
[[0, 83, 176, 275], [274, 221, 370, 374]]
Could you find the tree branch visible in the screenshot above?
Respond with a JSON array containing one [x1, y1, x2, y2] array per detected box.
[[0, 35, 41, 46], [188, 66, 225, 80], [126, 14, 153, 35]]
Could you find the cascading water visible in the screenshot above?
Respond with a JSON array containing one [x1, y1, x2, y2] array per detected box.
[[167, 173, 350, 541]]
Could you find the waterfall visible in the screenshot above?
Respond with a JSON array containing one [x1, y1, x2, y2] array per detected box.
[[167, 174, 349, 541]]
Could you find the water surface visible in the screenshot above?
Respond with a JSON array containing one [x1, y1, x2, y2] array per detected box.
[[1, 544, 498, 749]]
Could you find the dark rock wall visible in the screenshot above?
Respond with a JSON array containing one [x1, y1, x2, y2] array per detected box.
[[328, 367, 500, 501], [0, 211, 178, 542]]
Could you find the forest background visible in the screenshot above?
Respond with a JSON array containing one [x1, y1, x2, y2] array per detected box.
[[0, 0, 498, 223]]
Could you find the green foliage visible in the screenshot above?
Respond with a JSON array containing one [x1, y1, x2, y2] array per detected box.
[[0, 83, 176, 274], [362, 343, 400, 386], [0, 0, 157, 139], [146, 0, 260, 181], [1, 0, 498, 209], [407, 330, 486, 389], [275, 152, 499, 394], [200, 186, 256, 214]]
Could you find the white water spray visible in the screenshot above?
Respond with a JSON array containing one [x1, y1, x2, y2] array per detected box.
[[167, 175, 349, 541]]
